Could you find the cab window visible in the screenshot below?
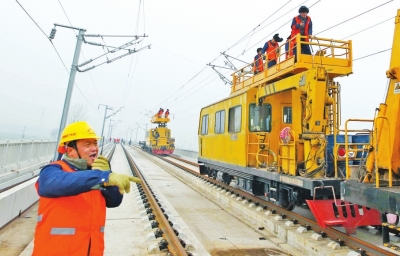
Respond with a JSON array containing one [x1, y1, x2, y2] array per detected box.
[[249, 103, 271, 132], [228, 106, 242, 133], [201, 115, 209, 135], [215, 110, 225, 134], [283, 107, 292, 124]]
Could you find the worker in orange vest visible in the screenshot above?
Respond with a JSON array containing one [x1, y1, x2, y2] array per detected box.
[[252, 48, 264, 74], [157, 108, 164, 118], [262, 34, 283, 68], [165, 109, 170, 118], [290, 6, 313, 57], [33, 121, 141, 255]]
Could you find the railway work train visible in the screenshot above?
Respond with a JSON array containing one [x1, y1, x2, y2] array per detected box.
[[139, 113, 175, 155], [198, 9, 400, 241]]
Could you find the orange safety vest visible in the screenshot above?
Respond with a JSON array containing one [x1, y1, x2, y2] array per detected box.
[[253, 54, 264, 72], [266, 41, 279, 61], [291, 16, 311, 42], [33, 160, 106, 256]]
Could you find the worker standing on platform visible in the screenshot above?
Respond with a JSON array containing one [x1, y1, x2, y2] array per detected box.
[[253, 48, 264, 74], [165, 109, 170, 118], [157, 108, 164, 118], [290, 6, 313, 56], [32, 121, 141, 256], [262, 34, 283, 68]]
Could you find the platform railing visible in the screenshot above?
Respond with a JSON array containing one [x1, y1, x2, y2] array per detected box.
[[231, 34, 352, 93], [0, 140, 56, 172], [342, 119, 374, 180]]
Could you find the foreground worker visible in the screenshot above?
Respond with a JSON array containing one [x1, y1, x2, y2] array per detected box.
[[262, 34, 283, 68], [33, 121, 141, 256]]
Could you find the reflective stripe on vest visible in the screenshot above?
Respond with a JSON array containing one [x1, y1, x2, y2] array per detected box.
[[291, 16, 311, 42], [37, 214, 43, 222], [50, 228, 76, 235], [100, 226, 105, 233]]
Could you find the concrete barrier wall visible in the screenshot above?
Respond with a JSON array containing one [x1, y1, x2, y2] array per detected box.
[[0, 178, 38, 229], [174, 148, 198, 160]]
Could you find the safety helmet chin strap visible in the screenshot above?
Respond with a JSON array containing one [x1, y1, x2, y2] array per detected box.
[[66, 140, 82, 159]]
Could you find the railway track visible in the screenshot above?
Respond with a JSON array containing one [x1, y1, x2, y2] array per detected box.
[[122, 145, 189, 256], [133, 146, 396, 256]]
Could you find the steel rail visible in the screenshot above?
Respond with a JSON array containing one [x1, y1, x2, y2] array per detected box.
[[168, 155, 199, 167], [122, 146, 187, 256], [155, 154, 396, 256]]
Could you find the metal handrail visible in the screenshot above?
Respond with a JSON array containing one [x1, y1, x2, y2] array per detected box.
[[231, 34, 352, 93], [0, 140, 56, 171], [343, 119, 374, 180]]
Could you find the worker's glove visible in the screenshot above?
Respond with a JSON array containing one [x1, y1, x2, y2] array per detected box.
[[107, 173, 141, 194], [92, 156, 111, 171]]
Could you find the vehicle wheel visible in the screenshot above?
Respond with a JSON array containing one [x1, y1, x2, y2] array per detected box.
[[279, 189, 295, 211]]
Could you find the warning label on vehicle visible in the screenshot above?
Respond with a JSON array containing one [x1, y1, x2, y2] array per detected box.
[[395, 82, 400, 94]]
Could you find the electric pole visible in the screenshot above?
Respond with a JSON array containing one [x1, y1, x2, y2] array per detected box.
[[49, 23, 150, 160], [53, 25, 86, 160]]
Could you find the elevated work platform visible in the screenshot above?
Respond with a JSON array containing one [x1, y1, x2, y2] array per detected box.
[[151, 115, 170, 124], [231, 35, 353, 94]]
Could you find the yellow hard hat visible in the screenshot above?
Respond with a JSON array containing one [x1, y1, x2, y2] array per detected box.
[[59, 121, 101, 146]]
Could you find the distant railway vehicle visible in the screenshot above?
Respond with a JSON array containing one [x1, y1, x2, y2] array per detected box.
[[140, 112, 175, 155], [198, 10, 400, 240]]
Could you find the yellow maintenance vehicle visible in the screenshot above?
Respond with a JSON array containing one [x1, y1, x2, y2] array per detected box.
[[198, 9, 400, 238], [140, 113, 175, 155]]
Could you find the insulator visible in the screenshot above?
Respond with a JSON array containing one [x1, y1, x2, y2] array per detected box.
[[49, 28, 57, 40]]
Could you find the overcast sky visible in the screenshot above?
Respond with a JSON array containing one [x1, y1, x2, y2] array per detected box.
[[1, 0, 398, 150]]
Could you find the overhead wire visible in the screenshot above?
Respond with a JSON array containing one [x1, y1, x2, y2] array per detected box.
[[170, 0, 395, 118], [166, 66, 234, 110], [314, 0, 393, 35], [168, 75, 221, 108], [151, 66, 209, 110], [123, 43, 143, 107], [57, 0, 103, 104], [151, 1, 301, 111], [153, 1, 303, 111], [166, 1, 312, 108], [341, 16, 395, 40], [353, 48, 392, 61], [15, 0, 48, 38], [15, 0, 97, 110], [243, 0, 320, 54], [171, 72, 218, 104], [173, 89, 230, 115], [226, 0, 294, 53], [121, 0, 143, 107]]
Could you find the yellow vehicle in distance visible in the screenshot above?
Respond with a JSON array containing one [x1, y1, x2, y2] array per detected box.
[[140, 113, 175, 155]]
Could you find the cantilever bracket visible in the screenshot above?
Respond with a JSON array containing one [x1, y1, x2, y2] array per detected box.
[[207, 64, 232, 85]]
